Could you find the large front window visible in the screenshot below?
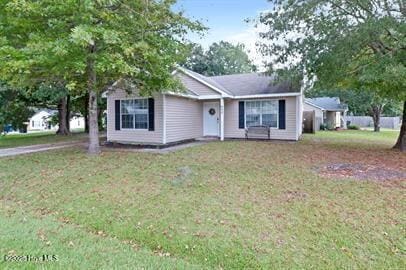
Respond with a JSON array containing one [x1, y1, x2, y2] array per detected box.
[[245, 100, 278, 128], [121, 99, 148, 129]]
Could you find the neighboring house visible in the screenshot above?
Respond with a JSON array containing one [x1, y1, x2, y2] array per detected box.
[[70, 115, 86, 130], [26, 109, 85, 133], [105, 67, 304, 146], [27, 109, 56, 132], [304, 97, 348, 130]]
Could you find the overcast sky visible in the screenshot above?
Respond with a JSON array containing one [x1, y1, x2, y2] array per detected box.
[[174, 0, 273, 68]]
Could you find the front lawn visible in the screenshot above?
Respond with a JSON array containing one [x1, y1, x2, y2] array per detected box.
[[0, 130, 404, 269], [0, 131, 87, 149], [308, 129, 399, 145]]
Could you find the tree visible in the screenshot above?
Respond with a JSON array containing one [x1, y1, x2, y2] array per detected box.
[[259, 0, 406, 150], [183, 44, 209, 74], [0, 81, 76, 135], [0, 84, 32, 134], [0, 0, 203, 154], [32, 84, 72, 135], [183, 41, 256, 76]]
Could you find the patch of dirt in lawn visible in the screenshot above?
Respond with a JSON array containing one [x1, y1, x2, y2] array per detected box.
[[171, 166, 193, 186], [317, 163, 406, 186], [281, 190, 308, 202]]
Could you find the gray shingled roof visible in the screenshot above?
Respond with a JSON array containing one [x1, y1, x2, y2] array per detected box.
[[179, 68, 297, 96], [31, 108, 57, 115], [305, 97, 348, 111], [210, 73, 296, 96], [183, 69, 233, 95]]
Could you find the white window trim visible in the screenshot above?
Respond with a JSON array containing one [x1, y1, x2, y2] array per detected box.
[[244, 99, 279, 129], [120, 98, 149, 130]]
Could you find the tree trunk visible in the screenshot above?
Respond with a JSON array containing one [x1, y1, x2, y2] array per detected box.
[[370, 104, 382, 132], [84, 94, 89, 133], [393, 100, 406, 152], [97, 105, 103, 131], [66, 95, 70, 132], [56, 96, 70, 135], [87, 45, 100, 155]]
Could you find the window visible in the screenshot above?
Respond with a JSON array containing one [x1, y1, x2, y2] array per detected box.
[[121, 99, 148, 129], [32, 120, 41, 128], [245, 100, 278, 128], [246, 101, 261, 127], [261, 100, 278, 127]]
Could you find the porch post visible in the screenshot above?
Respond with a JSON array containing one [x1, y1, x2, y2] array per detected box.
[[343, 110, 347, 129], [220, 98, 224, 141]]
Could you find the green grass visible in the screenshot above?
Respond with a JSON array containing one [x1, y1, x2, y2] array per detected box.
[[0, 130, 404, 269], [305, 129, 399, 148], [0, 131, 87, 149], [0, 203, 202, 270]]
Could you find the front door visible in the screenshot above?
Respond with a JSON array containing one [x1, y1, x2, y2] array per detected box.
[[203, 102, 220, 136]]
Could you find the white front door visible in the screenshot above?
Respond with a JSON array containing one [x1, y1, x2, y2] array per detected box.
[[203, 102, 220, 136]]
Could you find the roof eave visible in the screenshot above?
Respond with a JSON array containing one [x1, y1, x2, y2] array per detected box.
[[233, 92, 301, 99], [304, 100, 326, 110]]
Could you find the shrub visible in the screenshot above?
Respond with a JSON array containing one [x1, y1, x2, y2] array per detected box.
[[348, 124, 360, 130], [326, 123, 334, 130]]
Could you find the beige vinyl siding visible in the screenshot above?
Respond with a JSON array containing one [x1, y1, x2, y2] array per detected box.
[[304, 103, 324, 119], [165, 95, 203, 143], [175, 73, 220, 96], [106, 88, 163, 144], [224, 96, 299, 140], [304, 102, 324, 131]]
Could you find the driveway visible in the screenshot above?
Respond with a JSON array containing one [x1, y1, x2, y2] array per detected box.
[[0, 141, 87, 158]]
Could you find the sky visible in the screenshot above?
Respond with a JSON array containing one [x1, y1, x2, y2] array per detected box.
[[174, 0, 273, 67]]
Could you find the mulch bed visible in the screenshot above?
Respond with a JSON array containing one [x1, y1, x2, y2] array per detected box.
[[316, 163, 406, 186]]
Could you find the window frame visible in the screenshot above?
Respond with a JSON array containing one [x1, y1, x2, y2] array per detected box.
[[244, 99, 279, 129], [32, 120, 41, 128], [120, 98, 149, 130]]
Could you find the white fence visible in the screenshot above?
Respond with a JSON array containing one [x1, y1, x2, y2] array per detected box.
[[345, 116, 401, 129]]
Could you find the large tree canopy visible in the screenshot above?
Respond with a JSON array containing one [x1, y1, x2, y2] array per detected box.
[[0, 0, 203, 154], [183, 41, 257, 76], [259, 0, 406, 150]]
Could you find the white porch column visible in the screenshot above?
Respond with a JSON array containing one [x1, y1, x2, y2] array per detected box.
[[342, 110, 348, 129], [220, 98, 224, 141]]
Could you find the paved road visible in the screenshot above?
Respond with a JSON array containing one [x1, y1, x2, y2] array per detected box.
[[0, 142, 87, 158]]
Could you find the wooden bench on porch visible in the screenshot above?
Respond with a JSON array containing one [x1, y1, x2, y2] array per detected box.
[[245, 125, 270, 140]]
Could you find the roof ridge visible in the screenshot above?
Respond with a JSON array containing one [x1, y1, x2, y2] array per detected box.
[[177, 67, 297, 97]]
